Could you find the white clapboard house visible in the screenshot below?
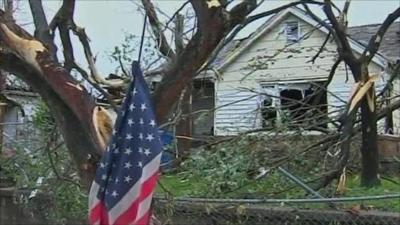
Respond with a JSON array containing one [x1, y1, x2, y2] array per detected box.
[[192, 6, 399, 136]]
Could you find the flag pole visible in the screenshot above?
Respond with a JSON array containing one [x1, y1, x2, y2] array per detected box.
[[138, 12, 148, 63]]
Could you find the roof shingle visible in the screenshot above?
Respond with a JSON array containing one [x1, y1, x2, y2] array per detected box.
[[347, 22, 400, 61]]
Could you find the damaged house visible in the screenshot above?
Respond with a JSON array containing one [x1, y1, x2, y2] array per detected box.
[[0, 74, 39, 149], [192, 6, 399, 136]]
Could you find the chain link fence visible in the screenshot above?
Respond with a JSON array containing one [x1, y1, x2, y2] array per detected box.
[[0, 189, 87, 225], [153, 197, 400, 225], [0, 189, 399, 225]]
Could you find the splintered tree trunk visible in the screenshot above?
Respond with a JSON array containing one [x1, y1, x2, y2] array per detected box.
[[360, 95, 381, 187], [0, 0, 260, 189], [359, 66, 380, 187], [0, 21, 107, 190]]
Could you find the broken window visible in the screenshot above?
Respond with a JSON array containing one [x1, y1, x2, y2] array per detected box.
[[280, 89, 303, 124], [280, 84, 327, 129], [285, 21, 299, 43], [260, 85, 278, 130], [261, 82, 327, 130], [192, 79, 215, 136], [261, 96, 277, 129]]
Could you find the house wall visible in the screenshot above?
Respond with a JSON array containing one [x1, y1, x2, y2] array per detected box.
[[2, 93, 39, 147], [215, 14, 386, 136], [3, 106, 18, 141]]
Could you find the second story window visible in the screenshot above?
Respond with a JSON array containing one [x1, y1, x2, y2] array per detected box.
[[285, 21, 299, 43]]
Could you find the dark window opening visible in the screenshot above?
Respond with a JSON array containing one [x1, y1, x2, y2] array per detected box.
[[285, 21, 299, 43], [280, 89, 303, 123], [280, 86, 327, 129], [150, 81, 159, 92], [261, 97, 277, 129], [192, 79, 215, 136]]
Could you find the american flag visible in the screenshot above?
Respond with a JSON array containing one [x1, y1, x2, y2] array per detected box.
[[89, 61, 162, 225]]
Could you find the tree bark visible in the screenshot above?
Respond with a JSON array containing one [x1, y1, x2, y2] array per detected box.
[[0, 19, 104, 189], [320, 1, 398, 187], [360, 97, 380, 187], [153, 17, 227, 124], [176, 85, 193, 158], [28, 0, 58, 61], [358, 64, 380, 187], [0, 0, 316, 189], [0, 0, 258, 188]]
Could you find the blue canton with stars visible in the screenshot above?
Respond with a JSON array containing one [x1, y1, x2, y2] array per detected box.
[[94, 61, 162, 210]]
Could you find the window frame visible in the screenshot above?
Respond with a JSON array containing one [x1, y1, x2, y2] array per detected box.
[[259, 81, 328, 130], [285, 21, 300, 43]]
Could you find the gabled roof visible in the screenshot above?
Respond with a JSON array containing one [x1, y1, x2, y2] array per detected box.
[[348, 22, 400, 61], [211, 39, 244, 68], [215, 6, 389, 71]]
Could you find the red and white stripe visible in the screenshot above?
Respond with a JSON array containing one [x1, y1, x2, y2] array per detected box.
[[89, 153, 162, 225]]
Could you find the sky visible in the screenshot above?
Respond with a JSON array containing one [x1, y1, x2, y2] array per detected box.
[[14, 0, 400, 74]]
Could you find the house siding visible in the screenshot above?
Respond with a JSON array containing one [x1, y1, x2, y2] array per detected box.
[[215, 82, 260, 135], [2, 93, 39, 147], [215, 14, 386, 136]]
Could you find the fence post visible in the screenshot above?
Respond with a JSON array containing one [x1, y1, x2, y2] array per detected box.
[[277, 167, 325, 199], [276, 166, 337, 208]]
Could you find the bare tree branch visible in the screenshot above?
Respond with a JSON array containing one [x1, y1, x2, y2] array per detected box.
[[361, 7, 400, 63], [44, 133, 81, 187], [246, 0, 323, 24], [379, 61, 400, 97], [2, 0, 13, 21], [200, 0, 266, 71], [71, 62, 119, 111], [174, 13, 184, 55], [162, 0, 190, 34], [305, 0, 351, 64], [204, 0, 324, 72], [302, 3, 334, 33], [28, 0, 58, 61], [71, 24, 126, 87], [323, 0, 357, 66], [52, 0, 76, 72], [0, 15, 105, 188], [338, 0, 351, 27], [307, 32, 331, 64], [229, 0, 258, 25], [46, 0, 124, 109], [142, 0, 175, 59]]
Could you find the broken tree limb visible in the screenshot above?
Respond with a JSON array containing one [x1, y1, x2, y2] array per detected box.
[[142, 0, 176, 59], [28, 0, 58, 61], [0, 16, 109, 189], [71, 24, 127, 88], [361, 7, 400, 63]]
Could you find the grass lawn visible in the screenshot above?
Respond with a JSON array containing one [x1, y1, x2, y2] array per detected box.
[[156, 173, 400, 212]]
